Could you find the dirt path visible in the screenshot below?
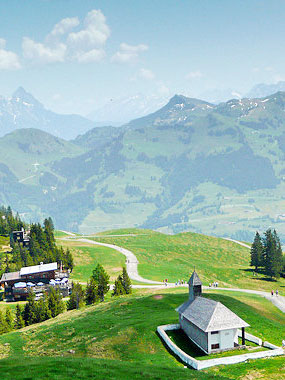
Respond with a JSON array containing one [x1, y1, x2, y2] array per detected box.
[[71, 238, 162, 284]]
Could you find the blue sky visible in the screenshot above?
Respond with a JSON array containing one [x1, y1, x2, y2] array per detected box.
[[0, 0, 284, 115]]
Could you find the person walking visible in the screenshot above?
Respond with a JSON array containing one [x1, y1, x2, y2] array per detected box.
[[276, 289, 279, 297], [282, 339, 285, 349], [271, 290, 274, 296]]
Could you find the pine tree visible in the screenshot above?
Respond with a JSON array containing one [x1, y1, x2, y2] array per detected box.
[[121, 267, 132, 294], [250, 232, 263, 271], [48, 287, 64, 317], [23, 291, 37, 325], [272, 230, 283, 279], [85, 278, 98, 305], [5, 307, 14, 331], [263, 229, 283, 279], [0, 310, 8, 334], [112, 275, 125, 296], [35, 295, 52, 322], [92, 264, 110, 302], [15, 304, 25, 329], [67, 283, 85, 310]]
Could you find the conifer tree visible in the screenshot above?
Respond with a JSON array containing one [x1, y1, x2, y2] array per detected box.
[[121, 267, 132, 294], [67, 283, 85, 310], [85, 278, 98, 305], [263, 229, 283, 279], [0, 310, 8, 334], [35, 295, 52, 323], [23, 291, 37, 325], [92, 264, 110, 301], [15, 304, 25, 329], [112, 275, 125, 296], [5, 307, 14, 331], [48, 287, 64, 317], [250, 232, 263, 270]]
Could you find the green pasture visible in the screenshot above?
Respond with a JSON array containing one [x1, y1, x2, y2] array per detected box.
[[0, 288, 283, 380], [85, 229, 285, 292], [58, 239, 126, 283]]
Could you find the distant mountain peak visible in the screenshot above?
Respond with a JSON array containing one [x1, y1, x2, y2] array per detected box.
[[12, 86, 43, 108]]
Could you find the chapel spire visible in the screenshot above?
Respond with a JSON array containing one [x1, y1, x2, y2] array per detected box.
[[188, 270, 202, 301]]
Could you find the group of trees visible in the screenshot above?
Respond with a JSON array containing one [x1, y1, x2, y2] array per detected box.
[[3, 218, 73, 274], [0, 288, 64, 335], [67, 264, 132, 310], [0, 206, 27, 236], [250, 229, 284, 279]]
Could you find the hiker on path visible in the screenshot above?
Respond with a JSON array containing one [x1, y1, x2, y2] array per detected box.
[[276, 290, 279, 297], [282, 339, 285, 348], [271, 290, 274, 296]]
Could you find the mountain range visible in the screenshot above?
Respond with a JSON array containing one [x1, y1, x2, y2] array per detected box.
[[1, 89, 285, 241], [0, 87, 94, 140]]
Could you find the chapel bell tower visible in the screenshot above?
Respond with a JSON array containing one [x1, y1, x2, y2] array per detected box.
[[188, 270, 202, 301]]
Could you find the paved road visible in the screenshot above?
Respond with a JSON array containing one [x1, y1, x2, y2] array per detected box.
[[59, 235, 285, 313]]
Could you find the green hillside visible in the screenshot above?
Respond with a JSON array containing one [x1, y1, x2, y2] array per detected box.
[[58, 229, 285, 291], [0, 288, 283, 379]]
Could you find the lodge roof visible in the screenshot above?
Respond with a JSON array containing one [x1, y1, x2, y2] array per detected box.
[[0, 271, 21, 283], [187, 270, 202, 286], [176, 296, 249, 332], [20, 262, 57, 276]]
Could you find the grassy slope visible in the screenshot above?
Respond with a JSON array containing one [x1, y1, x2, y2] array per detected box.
[[0, 288, 283, 380], [85, 229, 285, 291], [58, 239, 126, 283]]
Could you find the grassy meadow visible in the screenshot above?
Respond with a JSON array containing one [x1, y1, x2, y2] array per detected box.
[[0, 288, 283, 380], [62, 229, 285, 292], [58, 239, 126, 283]]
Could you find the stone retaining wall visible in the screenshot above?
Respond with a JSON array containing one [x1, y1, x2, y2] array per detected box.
[[157, 324, 284, 370]]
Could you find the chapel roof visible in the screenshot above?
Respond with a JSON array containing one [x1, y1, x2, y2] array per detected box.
[[176, 296, 249, 332]]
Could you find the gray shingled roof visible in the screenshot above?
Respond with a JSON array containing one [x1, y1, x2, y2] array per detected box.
[[187, 271, 202, 286], [0, 271, 21, 283], [176, 296, 249, 332], [20, 262, 57, 276]]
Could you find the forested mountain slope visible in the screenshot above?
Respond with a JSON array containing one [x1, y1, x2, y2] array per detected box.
[[2, 92, 285, 240]]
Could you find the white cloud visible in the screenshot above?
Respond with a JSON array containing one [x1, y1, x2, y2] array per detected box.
[[0, 38, 21, 70], [22, 9, 110, 65], [138, 68, 155, 80], [48, 17, 79, 39], [75, 48, 105, 63], [22, 37, 66, 63], [67, 10, 110, 51], [0, 38, 6, 49], [111, 43, 148, 63], [185, 70, 203, 79]]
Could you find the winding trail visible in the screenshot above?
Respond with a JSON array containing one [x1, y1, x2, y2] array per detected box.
[[64, 237, 162, 284], [59, 235, 285, 313]]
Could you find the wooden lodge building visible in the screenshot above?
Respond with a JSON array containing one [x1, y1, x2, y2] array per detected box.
[[0, 262, 69, 300], [176, 271, 249, 354], [10, 227, 30, 248]]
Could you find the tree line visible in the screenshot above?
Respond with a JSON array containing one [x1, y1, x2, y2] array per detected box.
[[250, 229, 284, 279], [1, 217, 73, 275], [0, 206, 27, 236], [0, 287, 64, 334]]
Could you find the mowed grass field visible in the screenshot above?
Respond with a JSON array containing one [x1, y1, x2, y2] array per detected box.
[[0, 288, 283, 380], [75, 228, 285, 292]]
